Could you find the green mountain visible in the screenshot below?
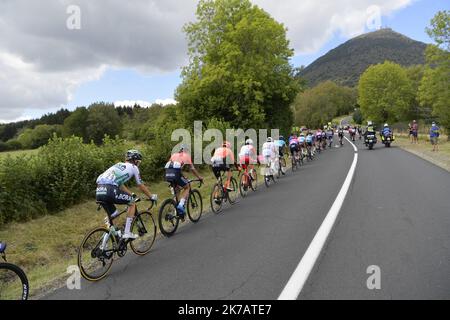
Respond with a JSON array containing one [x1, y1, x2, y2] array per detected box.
[[300, 28, 428, 87]]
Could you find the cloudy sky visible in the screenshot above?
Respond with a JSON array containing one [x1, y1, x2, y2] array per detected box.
[[0, 0, 447, 122]]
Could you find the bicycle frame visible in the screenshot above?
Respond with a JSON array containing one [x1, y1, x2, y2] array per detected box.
[[97, 198, 155, 252]]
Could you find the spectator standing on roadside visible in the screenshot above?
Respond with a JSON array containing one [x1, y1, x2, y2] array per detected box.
[[430, 122, 440, 152], [408, 122, 413, 143], [412, 120, 419, 144]]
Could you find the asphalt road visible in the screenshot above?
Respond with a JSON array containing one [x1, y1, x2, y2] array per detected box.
[[45, 135, 450, 300]]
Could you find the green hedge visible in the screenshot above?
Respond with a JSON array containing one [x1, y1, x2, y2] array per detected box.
[[0, 135, 164, 226]]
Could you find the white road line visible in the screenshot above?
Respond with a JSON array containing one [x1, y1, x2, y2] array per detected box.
[[278, 137, 358, 300], [345, 136, 358, 152]]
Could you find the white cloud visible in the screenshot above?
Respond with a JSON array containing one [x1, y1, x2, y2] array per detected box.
[[254, 0, 412, 54], [114, 99, 177, 108], [155, 98, 178, 106], [0, 0, 412, 121]]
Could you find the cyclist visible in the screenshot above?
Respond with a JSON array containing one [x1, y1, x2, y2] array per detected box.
[[274, 136, 287, 159], [211, 141, 237, 192], [288, 133, 300, 160], [239, 139, 257, 166], [298, 132, 307, 157], [326, 123, 334, 148], [165, 146, 204, 218], [96, 150, 157, 240], [306, 132, 314, 156], [338, 126, 345, 145], [321, 127, 327, 149], [315, 129, 323, 150], [262, 137, 279, 177], [357, 125, 363, 140]]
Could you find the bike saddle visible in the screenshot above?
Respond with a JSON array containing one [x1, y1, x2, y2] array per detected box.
[[0, 242, 6, 253]]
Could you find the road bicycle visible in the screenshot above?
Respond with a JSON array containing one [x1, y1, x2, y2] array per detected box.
[[210, 169, 239, 213], [238, 163, 258, 198], [78, 197, 157, 282], [263, 157, 278, 188], [0, 242, 29, 300], [290, 150, 302, 172], [158, 179, 203, 237]]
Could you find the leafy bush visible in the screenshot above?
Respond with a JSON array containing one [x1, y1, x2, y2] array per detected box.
[[6, 140, 23, 151], [0, 135, 135, 226]]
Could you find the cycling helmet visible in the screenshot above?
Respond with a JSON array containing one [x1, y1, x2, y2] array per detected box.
[[223, 141, 231, 148], [279, 136, 285, 141], [384, 123, 389, 128], [368, 121, 373, 126], [267, 137, 273, 143], [126, 150, 143, 162], [300, 132, 305, 137], [245, 139, 254, 145]]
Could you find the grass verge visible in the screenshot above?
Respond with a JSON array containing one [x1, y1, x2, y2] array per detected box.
[[394, 133, 450, 172]]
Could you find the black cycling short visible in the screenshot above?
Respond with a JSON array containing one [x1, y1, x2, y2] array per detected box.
[[96, 185, 133, 216], [290, 144, 299, 154], [279, 147, 284, 157], [212, 163, 231, 179], [165, 168, 189, 187]]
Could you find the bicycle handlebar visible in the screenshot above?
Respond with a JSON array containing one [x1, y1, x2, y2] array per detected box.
[[188, 179, 204, 188]]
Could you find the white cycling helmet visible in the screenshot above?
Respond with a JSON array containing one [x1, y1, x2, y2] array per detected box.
[[267, 137, 273, 143], [384, 123, 389, 128], [368, 121, 373, 126], [245, 139, 254, 145]]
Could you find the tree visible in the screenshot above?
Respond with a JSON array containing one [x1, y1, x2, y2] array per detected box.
[[62, 107, 89, 142], [17, 125, 62, 149], [86, 103, 122, 144], [358, 61, 414, 124], [419, 10, 450, 138], [176, 0, 300, 133], [292, 81, 357, 129]]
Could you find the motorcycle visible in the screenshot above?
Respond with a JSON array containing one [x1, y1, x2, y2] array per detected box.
[[381, 132, 395, 148], [365, 133, 377, 150]]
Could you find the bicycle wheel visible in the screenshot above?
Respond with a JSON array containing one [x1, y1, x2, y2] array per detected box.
[[158, 199, 179, 237], [0, 263, 29, 300], [187, 189, 203, 223], [78, 227, 114, 282], [210, 183, 224, 214], [131, 212, 157, 255], [250, 168, 258, 192], [280, 157, 287, 175], [239, 173, 249, 198], [291, 157, 297, 172], [227, 177, 239, 204]]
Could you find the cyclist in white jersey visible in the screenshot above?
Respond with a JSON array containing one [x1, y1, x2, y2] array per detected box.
[[96, 150, 157, 240], [262, 137, 278, 175]]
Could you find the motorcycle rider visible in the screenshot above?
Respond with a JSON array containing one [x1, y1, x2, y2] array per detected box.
[[364, 121, 377, 143], [380, 123, 393, 140]]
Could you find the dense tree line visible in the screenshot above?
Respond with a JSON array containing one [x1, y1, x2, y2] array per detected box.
[[291, 81, 357, 129]]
